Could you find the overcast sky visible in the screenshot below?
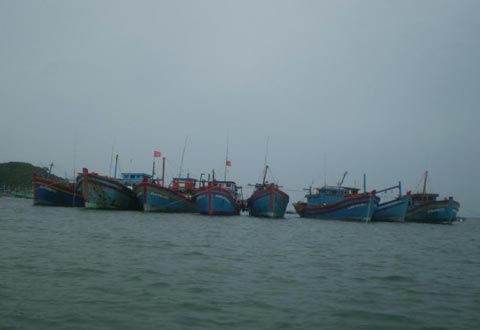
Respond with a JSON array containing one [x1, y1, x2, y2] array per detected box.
[[1, 0, 479, 215]]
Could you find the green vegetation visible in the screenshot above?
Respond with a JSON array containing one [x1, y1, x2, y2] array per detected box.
[[0, 162, 64, 193]]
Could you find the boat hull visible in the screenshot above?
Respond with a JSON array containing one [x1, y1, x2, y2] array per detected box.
[[77, 170, 140, 210], [134, 182, 197, 212], [405, 199, 460, 224], [248, 186, 289, 218], [196, 186, 240, 216], [294, 195, 378, 221], [372, 195, 410, 222], [33, 175, 84, 207]]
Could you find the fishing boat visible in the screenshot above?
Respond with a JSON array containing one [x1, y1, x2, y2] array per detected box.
[[247, 165, 289, 218], [77, 160, 150, 210], [293, 172, 379, 221], [33, 173, 84, 207], [135, 176, 198, 212], [195, 170, 243, 216], [372, 182, 410, 222], [405, 171, 460, 224], [134, 148, 199, 212]]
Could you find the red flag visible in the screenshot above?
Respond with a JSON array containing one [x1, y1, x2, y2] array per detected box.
[[225, 160, 232, 167], [153, 150, 161, 158]]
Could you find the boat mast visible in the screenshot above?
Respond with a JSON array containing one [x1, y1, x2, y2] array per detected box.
[[108, 141, 115, 177], [48, 162, 54, 177], [224, 130, 229, 181], [422, 170, 428, 194], [261, 137, 270, 185], [178, 136, 188, 178], [152, 158, 155, 179], [161, 157, 166, 186], [338, 171, 348, 186], [363, 173, 366, 193], [262, 165, 269, 185], [113, 154, 119, 179]]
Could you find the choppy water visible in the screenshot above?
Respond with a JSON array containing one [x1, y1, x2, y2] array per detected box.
[[1, 197, 479, 330]]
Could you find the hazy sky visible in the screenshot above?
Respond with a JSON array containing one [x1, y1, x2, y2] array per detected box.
[[1, 0, 479, 215]]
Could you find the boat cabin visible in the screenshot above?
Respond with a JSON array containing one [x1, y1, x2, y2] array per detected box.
[[409, 193, 439, 206], [121, 173, 152, 187], [306, 186, 360, 206], [170, 178, 197, 192], [210, 180, 239, 195]]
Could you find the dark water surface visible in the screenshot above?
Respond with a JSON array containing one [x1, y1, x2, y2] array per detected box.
[[1, 197, 479, 330]]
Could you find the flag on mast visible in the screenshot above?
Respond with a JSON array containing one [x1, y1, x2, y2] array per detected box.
[[225, 160, 232, 167], [153, 150, 161, 158]]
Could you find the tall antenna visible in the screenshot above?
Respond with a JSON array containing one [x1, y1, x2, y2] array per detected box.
[[178, 136, 188, 178]]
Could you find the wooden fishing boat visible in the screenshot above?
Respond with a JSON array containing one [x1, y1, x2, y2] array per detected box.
[[293, 172, 379, 221], [372, 182, 410, 222], [195, 171, 243, 216], [32, 173, 84, 207], [405, 171, 460, 224], [135, 177, 198, 212], [77, 167, 149, 210], [247, 166, 289, 218]]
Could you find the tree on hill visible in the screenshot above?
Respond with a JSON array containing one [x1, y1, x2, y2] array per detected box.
[[0, 162, 65, 192]]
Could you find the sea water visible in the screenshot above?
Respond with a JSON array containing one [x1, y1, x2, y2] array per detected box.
[[1, 197, 479, 330]]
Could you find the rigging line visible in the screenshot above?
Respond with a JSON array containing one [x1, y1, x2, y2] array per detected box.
[[268, 166, 277, 184], [282, 188, 307, 193]]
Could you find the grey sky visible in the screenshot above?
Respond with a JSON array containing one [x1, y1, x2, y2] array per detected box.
[[1, 0, 479, 216]]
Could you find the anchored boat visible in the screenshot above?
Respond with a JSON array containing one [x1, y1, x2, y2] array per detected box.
[[293, 172, 379, 221], [405, 171, 460, 224], [372, 182, 410, 222], [33, 173, 84, 207], [77, 156, 150, 210], [247, 165, 289, 218], [195, 170, 243, 216], [135, 176, 198, 213]]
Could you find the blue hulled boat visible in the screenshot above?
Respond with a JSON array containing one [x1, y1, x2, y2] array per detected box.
[[77, 168, 149, 210], [405, 171, 460, 224], [372, 195, 410, 222], [293, 173, 379, 221], [406, 194, 459, 224], [372, 182, 410, 222], [135, 177, 198, 212], [195, 172, 243, 216], [33, 173, 84, 207], [247, 166, 289, 218]]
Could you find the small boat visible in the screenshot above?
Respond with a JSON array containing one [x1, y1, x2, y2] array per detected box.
[[195, 171, 243, 216], [77, 167, 149, 210], [33, 173, 84, 207], [247, 165, 289, 218], [405, 171, 460, 224], [372, 182, 410, 222], [135, 177, 198, 212], [293, 172, 379, 221]]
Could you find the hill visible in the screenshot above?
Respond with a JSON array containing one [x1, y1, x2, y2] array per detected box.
[[0, 162, 65, 192]]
